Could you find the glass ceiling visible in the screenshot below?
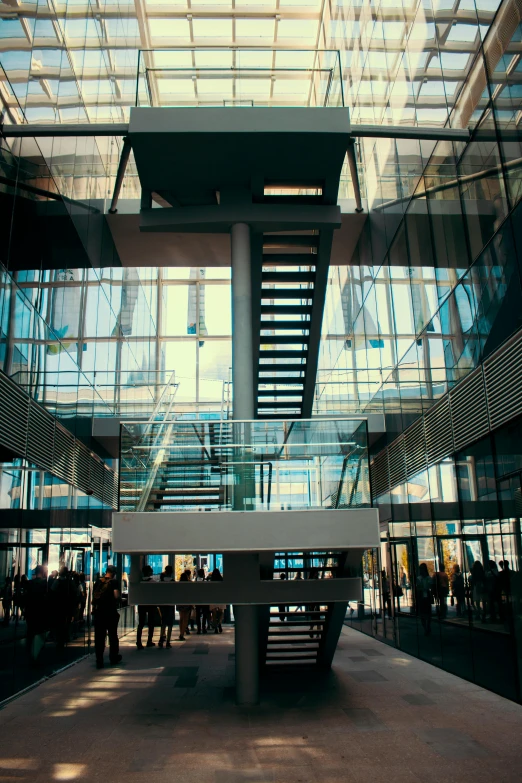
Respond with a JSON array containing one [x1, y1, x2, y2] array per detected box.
[[0, 0, 503, 126]]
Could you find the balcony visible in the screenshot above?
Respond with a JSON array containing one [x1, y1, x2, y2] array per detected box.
[[114, 418, 377, 554]]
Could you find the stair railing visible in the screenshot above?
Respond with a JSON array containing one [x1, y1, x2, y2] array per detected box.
[[135, 380, 180, 512]]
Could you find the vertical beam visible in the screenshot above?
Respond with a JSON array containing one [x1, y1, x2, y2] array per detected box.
[[231, 223, 254, 420], [347, 140, 364, 213], [234, 604, 260, 705], [301, 230, 333, 417]]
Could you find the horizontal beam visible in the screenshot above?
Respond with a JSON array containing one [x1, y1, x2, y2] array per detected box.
[[2, 121, 471, 142], [140, 204, 342, 233], [113, 508, 379, 553], [1, 123, 130, 137], [128, 577, 363, 606], [352, 124, 471, 141]]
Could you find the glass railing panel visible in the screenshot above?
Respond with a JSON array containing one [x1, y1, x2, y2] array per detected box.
[[136, 48, 344, 109], [119, 417, 370, 512]]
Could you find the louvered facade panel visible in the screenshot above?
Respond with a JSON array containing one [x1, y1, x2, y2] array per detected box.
[[0, 370, 29, 456], [424, 397, 453, 464], [90, 458, 105, 500], [103, 470, 119, 510], [370, 449, 389, 499], [449, 368, 489, 452], [26, 401, 55, 471], [404, 417, 426, 478], [53, 424, 76, 484], [74, 443, 92, 494], [388, 436, 406, 488], [484, 333, 522, 430]]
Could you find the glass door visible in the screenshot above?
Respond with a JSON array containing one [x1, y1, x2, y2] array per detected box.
[[391, 539, 415, 615]]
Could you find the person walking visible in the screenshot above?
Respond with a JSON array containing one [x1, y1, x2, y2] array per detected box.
[[137, 564, 157, 649], [92, 564, 122, 669], [417, 563, 433, 636], [176, 571, 193, 641], [158, 565, 175, 648]]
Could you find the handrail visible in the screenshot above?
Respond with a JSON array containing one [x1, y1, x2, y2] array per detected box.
[[135, 382, 180, 512]]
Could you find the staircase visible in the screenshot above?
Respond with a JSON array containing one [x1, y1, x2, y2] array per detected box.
[[147, 457, 226, 510], [265, 607, 328, 668], [257, 228, 332, 420]]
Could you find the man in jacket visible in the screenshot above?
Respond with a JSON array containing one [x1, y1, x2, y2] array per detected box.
[[92, 564, 122, 669]]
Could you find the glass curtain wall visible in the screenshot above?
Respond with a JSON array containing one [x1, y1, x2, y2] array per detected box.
[[334, 8, 522, 703]]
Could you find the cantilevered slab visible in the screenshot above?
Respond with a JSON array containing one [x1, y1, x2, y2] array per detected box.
[[128, 107, 351, 208], [140, 203, 342, 233], [112, 507, 379, 554]]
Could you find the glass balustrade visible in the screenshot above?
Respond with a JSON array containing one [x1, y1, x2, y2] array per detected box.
[[120, 417, 369, 513], [135, 48, 344, 110]]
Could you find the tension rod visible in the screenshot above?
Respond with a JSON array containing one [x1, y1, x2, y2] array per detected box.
[[108, 136, 132, 215]]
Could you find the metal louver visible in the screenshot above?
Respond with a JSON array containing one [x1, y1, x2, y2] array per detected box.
[[450, 368, 489, 452], [74, 443, 92, 494], [388, 435, 406, 488], [26, 401, 55, 472], [370, 450, 390, 499], [370, 327, 522, 499], [424, 396, 453, 464], [484, 331, 522, 430], [0, 369, 118, 509], [53, 424, 75, 484], [0, 371, 29, 455], [404, 417, 426, 477]]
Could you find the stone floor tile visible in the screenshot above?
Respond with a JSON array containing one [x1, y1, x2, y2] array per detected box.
[[415, 727, 490, 759], [346, 670, 387, 682], [401, 693, 435, 706], [341, 707, 387, 731]]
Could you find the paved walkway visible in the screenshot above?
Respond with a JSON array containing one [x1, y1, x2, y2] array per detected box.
[[0, 626, 521, 783]]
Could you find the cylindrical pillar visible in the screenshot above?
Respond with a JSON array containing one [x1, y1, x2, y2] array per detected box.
[[234, 604, 259, 705], [231, 222, 254, 421]]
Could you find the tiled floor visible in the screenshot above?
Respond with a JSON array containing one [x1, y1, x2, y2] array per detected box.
[[1, 625, 521, 782]]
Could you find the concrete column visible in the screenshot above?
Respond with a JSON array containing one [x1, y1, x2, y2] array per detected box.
[[231, 222, 254, 421], [234, 604, 259, 705]]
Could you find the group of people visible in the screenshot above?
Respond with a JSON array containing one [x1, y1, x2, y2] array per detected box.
[[137, 565, 226, 649], [416, 559, 517, 635], [1, 566, 88, 658]]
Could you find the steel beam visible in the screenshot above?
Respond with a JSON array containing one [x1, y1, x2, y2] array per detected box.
[[351, 124, 471, 141], [1, 123, 129, 137], [108, 137, 133, 215], [2, 121, 470, 142]]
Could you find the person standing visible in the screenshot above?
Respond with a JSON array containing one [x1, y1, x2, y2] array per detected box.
[[278, 572, 287, 621], [434, 564, 450, 619], [25, 566, 48, 663], [176, 571, 193, 641], [195, 567, 210, 634], [450, 563, 465, 617], [78, 572, 87, 625], [52, 566, 76, 648], [2, 576, 13, 625], [137, 564, 157, 649], [158, 565, 175, 648], [92, 564, 122, 669], [417, 563, 433, 636], [209, 568, 224, 633]]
